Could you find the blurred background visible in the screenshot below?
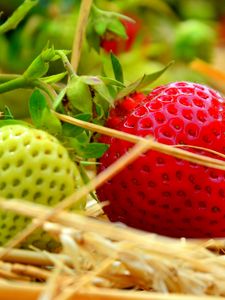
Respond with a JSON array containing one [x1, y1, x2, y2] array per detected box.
[[0, 0, 225, 118]]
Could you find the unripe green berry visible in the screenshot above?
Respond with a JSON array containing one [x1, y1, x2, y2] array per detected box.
[[0, 125, 84, 251], [174, 20, 216, 63]]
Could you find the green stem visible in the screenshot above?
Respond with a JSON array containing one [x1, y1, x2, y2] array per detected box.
[[0, 74, 20, 84], [0, 77, 28, 94], [56, 50, 77, 78], [0, 76, 57, 108], [0, 0, 38, 34]]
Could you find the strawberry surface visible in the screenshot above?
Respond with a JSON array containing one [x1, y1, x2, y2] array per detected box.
[[0, 125, 84, 250], [107, 92, 146, 128], [97, 82, 225, 238]]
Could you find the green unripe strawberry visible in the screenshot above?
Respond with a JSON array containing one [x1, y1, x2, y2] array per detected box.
[[0, 125, 84, 251], [173, 20, 216, 63]]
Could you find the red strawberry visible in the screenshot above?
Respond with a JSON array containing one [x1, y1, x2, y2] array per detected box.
[[100, 14, 141, 55], [107, 92, 146, 128], [97, 81, 225, 238]]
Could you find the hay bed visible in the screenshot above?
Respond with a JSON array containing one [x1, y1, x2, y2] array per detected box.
[[1, 74, 225, 299]]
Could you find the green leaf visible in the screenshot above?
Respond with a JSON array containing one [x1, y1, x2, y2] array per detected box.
[[62, 114, 91, 137], [67, 77, 93, 114], [116, 62, 173, 100], [0, 120, 30, 127], [23, 47, 63, 80], [75, 113, 92, 122], [62, 123, 83, 137], [110, 53, 124, 83], [29, 89, 47, 128], [79, 75, 124, 90], [94, 84, 114, 105], [99, 76, 124, 88], [86, 27, 101, 52], [94, 102, 104, 118], [136, 61, 174, 90], [80, 142, 109, 159], [3, 106, 14, 120], [115, 76, 143, 100], [69, 137, 108, 159], [42, 72, 67, 84], [53, 87, 67, 110], [24, 53, 50, 80], [29, 89, 62, 135], [41, 108, 62, 135], [80, 76, 102, 85], [0, 0, 38, 34], [94, 20, 108, 36], [107, 18, 127, 38]]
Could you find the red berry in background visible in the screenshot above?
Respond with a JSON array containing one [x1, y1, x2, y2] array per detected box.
[[100, 14, 141, 55], [97, 82, 225, 238], [218, 16, 225, 44]]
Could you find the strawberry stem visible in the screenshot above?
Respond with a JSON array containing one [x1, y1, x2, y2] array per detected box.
[[56, 50, 77, 79], [70, 0, 93, 72], [0, 76, 28, 93], [0, 74, 20, 83]]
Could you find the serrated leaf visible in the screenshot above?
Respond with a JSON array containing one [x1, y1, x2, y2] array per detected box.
[[116, 61, 173, 100], [107, 18, 127, 38], [67, 77, 93, 114], [110, 52, 124, 83], [42, 72, 67, 84], [69, 138, 108, 159]]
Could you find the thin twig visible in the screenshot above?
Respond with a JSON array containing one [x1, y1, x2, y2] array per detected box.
[[54, 111, 225, 170], [0, 247, 72, 267], [71, 0, 93, 72]]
